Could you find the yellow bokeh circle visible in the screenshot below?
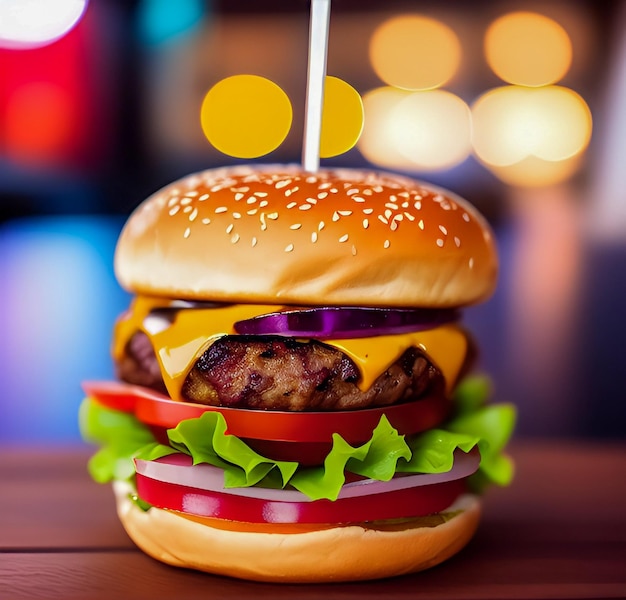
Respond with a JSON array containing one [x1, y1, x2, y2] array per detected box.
[[320, 76, 364, 158], [471, 85, 592, 167], [485, 12, 572, 87], [357, 87, 416, 169], [200, 75, 292, 159], [369, 15, 462, 91]]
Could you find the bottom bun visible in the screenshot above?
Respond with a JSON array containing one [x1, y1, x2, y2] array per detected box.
[[114, 481, 481, 583]]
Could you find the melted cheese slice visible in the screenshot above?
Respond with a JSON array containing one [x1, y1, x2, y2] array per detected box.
[[113, 296, 468, 401]]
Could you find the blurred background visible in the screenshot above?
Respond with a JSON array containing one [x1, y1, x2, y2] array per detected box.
[[1, 0, 624, 446]]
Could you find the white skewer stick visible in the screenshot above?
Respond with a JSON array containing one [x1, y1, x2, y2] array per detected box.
[[302, 0, 331, 172]]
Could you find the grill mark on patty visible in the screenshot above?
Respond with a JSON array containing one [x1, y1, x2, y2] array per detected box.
[[118, 332, 445, 411]]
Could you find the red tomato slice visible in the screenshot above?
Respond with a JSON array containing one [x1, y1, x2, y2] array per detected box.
[[135, 473, 467, 524], [83, 380, 451, 464]]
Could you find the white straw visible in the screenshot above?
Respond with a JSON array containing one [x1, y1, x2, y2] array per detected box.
[[302, 0, 331, 172]]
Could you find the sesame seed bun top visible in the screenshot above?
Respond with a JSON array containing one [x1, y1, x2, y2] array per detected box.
[[114, 165, 498, 308]]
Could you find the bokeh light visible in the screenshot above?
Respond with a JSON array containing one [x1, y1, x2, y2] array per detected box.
[[391, 90, 471, 170], [320, 76, 364, 158], [0, 0, 88, 49], [369, 15, 462, 91], [357, 87, 417, 169], [200, 75, 293, 159], [137, 0, 205, 45], [485, 12, 572, 87], [358, 87, 471, 171], [472, 86, 592, 167], [5, 82, 74, 164]]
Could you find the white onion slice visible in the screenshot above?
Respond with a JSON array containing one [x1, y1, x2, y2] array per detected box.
[[134, 448, 479, 503]]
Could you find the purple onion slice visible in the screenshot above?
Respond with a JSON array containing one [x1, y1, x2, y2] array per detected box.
[[234, 306, 460, 339]]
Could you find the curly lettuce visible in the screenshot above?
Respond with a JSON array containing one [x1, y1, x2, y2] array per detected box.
[[79, 375, 516, 501]]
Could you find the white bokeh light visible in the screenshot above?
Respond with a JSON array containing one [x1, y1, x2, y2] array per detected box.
[[0, 0, 88, 49]]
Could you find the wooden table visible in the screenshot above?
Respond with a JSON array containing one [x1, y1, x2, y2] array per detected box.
[[1, 440, 625, 599]]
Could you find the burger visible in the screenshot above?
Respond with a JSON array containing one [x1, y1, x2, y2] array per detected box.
[[80, 164, 515, 583]]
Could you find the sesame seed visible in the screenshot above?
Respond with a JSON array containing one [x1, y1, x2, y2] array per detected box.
[[454, 236, 461, 247], [318, 221, 325, 231], [363, 208, 374, 215], [185, 191, 199, 197], [259, 200, 269, 208], [339, 234, 349, 243], [362, 219, 369, 229], [329, 188, 338, 194], [378, 215, 389, 225], [246, 197, 257, 204], [231, 233, 240, 244], [189, 208, 198, 222], [347, 188, 359, 196], [169, 206, 180, 216], [404, 212, 415, 221], [183, 227, 191, 239], [254, 191, 268, 197], [233, 212, 242, 219], [433, 194, 444, 203], [183, 206, 193, 213], [299, 204, 312, 211], [234, 193, 244, 201], [338, 210, 353, 216], [286, 202, 297, 209], [386, 202, 399, 210], [306, 197, 317, 204], [436, 239, 444, 247], [363, 189, 373, 196], [319, 182, 332, 189], [202, 218, 211, 225], [384, 239, 390, 249], [267, 212, 279, 220], [247, 208, 258, 215], [290, 223, 302, 230], [462, 212, 470, 222], [399, 191, 409, 198], [384, 209, 393, 219], [311, 232, 318, 243], [415, 201, 422, 210], [167, 197, 179, 207], [226, 224, 234, 234], [469, 257, 475, 269], [439, 225, 448, 235], [418, 219, 424, 230], [401, 201, 409, 208], [215, 206, 227, 214], [332, 212, 340, 222], [199, 194, 210, 201], [390, 220, 399, 231], [352, 196, 365, 203], [276, 180, 290, 189], [285, 189, 293, 197], [317, 192, 328, 200], [285, 244, 294, 252], [306, 176, 318, 184], [181, 197, 192, 206], [389, 195, 397, 202], [351, 245, 357, 255], [252, 237, 258, 247]]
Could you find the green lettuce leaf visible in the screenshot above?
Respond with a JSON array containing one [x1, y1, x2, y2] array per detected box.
[[79, 374, 516, 500], [78, 396, 169, 483]]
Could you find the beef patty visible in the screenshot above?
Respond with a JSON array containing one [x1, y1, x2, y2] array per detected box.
[[117, 331, 445, 411]]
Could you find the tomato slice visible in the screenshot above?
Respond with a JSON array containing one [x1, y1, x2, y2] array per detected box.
[[83, 380, 451, 464], [135, 473, 466, 524]]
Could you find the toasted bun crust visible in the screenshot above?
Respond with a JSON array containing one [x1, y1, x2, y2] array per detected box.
[[114, 482, 481, 583], [115, 165, 497, 308]]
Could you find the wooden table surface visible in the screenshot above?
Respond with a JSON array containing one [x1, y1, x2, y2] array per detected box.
[[1, 439, 625, 600]]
